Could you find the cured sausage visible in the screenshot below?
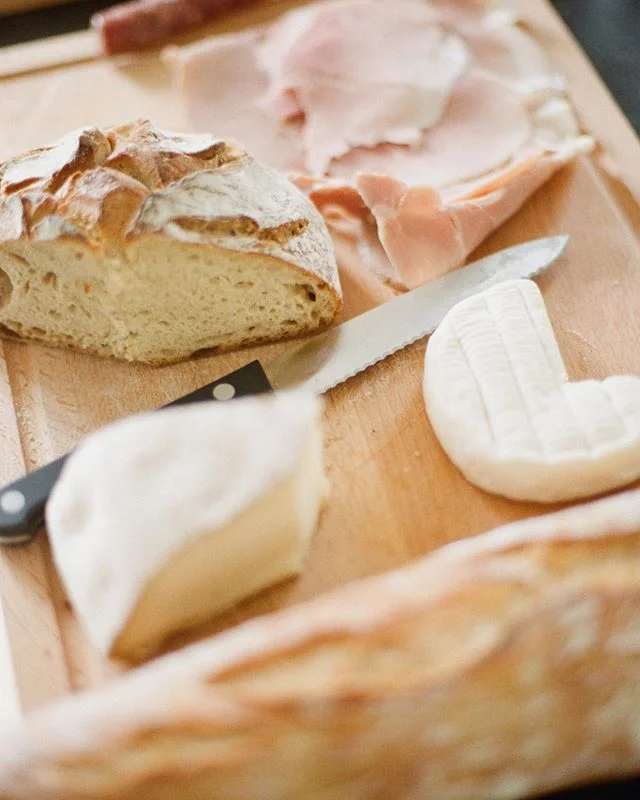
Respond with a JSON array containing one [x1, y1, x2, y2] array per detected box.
[[91, 0, 265, 55]]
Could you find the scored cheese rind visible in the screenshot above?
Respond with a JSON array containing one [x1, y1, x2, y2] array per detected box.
[[424, 279, 640, 502], [4, 488, 640, 798], [45, 391, 326, 663]]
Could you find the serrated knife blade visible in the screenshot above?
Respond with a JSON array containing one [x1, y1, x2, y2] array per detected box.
[[0, 235, 568, 545], [264, 235, 569, 394]]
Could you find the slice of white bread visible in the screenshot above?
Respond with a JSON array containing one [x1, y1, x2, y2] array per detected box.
[[3, 487, 640, 799], [45, 392, 326, 663], [0, 119, 341, 364]]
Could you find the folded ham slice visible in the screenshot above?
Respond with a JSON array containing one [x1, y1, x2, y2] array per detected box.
[[168, 0, 593, 290], [354, 148, 587, 288], [256, 0, 469, 173], [169, 28, 306, 173], [328, 72, 532, 190]]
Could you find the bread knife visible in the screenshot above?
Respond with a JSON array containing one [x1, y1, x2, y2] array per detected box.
[[0, 235, 568, 546]]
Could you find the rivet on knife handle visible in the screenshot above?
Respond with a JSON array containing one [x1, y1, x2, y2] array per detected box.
[[168, 360, 273, 406], [0, 360, 273, 547]]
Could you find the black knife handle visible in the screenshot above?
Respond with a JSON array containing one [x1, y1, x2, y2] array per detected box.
[[0, 360, 273, 546], [165, 359, 272, 408], [0, 458, 67, 546]]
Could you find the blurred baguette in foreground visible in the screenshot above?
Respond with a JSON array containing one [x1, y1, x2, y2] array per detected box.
[[2, 487, 640, 799]]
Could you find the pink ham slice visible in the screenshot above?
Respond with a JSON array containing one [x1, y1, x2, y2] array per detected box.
[[166, 29, 306, 173], [170, 0, 592, 290], [353, 149, 580, 289], [256, 0, 469, 174], [329, 73, 532, 189]]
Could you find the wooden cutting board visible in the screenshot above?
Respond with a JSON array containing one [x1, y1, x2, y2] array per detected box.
[[1, 0, 640, 726]]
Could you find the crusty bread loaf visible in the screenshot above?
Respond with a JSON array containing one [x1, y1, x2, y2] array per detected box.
[[2, 488, 640, 799], [0, 119, 341, 365]]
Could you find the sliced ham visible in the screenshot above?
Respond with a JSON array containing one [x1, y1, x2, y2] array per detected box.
[[256, 0, 469, 173], [166, 30, 306, 173], [464, 19, 566, 97], [328, 73, 532, 189], [354, 140, 592, 289], [170, 0, 593, 290]]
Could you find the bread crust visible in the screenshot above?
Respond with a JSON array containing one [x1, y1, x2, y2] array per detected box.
[[2, 488, 640, 799], [0, 119, 341, 364]]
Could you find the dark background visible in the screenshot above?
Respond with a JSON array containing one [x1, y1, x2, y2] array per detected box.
[[1, 0, 640, 798]]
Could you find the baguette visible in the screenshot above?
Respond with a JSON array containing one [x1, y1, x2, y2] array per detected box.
[[0, 119, 341, 365], [2, 488, 640, 799]]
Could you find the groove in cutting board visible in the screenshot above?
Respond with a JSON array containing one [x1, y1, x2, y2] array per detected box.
[[0, 538, 71, 716], [0, 30, 100, 78], [0, 344, 71, 717]]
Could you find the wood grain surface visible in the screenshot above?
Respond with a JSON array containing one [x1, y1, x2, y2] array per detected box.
[[0, 0, 78, 16], [0, 30, 100, 77], [0, 0, 639, 726]]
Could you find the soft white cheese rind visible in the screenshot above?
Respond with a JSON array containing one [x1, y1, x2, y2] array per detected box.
[[45, 391, 326, 659], [424, 279, 640, 502]]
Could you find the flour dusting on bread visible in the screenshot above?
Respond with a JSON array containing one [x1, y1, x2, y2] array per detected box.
[[0, 119, 341, 364]]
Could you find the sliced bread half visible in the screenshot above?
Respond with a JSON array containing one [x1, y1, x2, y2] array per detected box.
[[0, 119, 341, 364]]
